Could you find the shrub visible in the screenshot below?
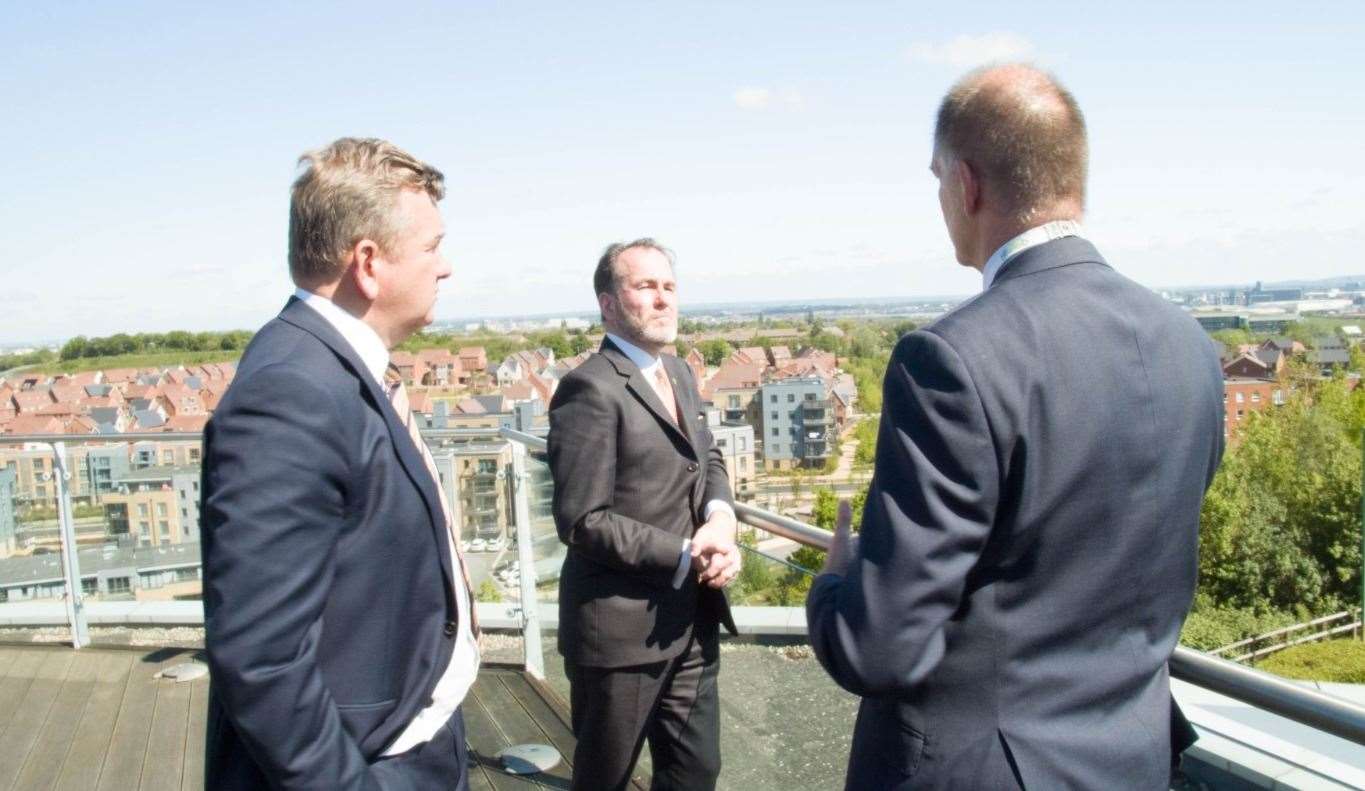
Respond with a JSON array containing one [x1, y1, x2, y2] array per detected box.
[[476, 579, 503, 603], [1179, 605, 1296, 652], [1259, 639, 1365, 683]]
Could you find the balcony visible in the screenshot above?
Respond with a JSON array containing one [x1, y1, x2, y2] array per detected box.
[[2, 428, 1364, 789]]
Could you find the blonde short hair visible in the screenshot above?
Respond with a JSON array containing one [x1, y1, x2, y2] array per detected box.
[[288, 137, 445, 287]]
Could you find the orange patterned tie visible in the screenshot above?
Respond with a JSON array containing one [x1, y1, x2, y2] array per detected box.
[[385, 365, 480, 636], [653, 365, 680, 424]]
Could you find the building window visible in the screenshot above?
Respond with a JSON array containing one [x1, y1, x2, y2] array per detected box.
[[1250, 392, 1261, 403], [162, 450, 174, 464], [1234, 392, 1244, 403], [157, 503, 167, 517], [138, 503, 149, 517], [739, 457, 747, 471], [729, 395, 741, 408], [738, 438, 747, 451], [717, 439, 727, 448], [771, 443, 781, 454], [139, 521, 150, 537], [189, 448, 200, 462], [787, 394, 795, 403], [771, 411, 778, 421], [770, 395, 777, 403], [771, 427, 779, 436], [107, 577, 130, 594], [181, 508, 188, 518]]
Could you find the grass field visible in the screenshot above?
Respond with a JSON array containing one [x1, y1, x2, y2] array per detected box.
[[22, 350, 243, 375]]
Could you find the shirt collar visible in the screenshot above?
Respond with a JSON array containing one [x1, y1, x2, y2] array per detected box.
[[605, 332, 663, 377], [981, 219, 1084, 290], [293, 287, 390, 386]]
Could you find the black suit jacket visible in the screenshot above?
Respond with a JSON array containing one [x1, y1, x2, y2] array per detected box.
[[201, 298, 465, 790], [807, 238, 1225, 790], [548, 338, 737, 668]]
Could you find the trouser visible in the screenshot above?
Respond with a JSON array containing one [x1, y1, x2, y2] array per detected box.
[[565, 636, 721, 791]]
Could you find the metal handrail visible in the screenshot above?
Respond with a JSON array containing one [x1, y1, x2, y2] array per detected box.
[[509, 429, 1365, 746]]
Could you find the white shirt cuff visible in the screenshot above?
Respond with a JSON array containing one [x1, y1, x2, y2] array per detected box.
[[704, 500, 735, 522], [672, 539, 692, 589]]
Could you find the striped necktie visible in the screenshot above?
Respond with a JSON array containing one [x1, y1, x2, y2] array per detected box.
[[385, 365, 480, 637]]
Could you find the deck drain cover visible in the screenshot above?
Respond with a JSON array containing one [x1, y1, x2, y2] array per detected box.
[[157, 662, 208, 682], [496, 743, 560, 774]]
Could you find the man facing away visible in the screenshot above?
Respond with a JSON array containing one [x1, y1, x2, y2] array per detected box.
[[547, 239, 742, 790], [202, 137, 479, 789], [806, 65, 1225, 789]]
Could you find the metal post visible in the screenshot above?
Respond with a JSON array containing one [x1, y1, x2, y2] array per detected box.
[[50, 441, 90, 648], [510, 441, 545, 679]]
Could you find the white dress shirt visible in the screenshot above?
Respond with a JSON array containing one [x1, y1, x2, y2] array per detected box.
[[605, 332, 736, 589], [981, 220, 1084, 290], [293, 288, 479, 756]]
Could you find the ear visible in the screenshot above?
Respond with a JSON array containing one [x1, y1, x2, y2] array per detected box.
[[349, 238, 382, 301], [597, 290, 615, 323], [955, 159, 982, 216]]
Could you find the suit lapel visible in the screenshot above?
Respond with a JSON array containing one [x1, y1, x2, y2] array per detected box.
[[277, 298, 455, 587], [599, 339, 697, 456]]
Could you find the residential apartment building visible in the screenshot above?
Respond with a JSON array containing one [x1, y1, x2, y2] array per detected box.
[[0, 469, 16, 559], [102, 465, 200, 547], [1224, 378, 1285, 443], [759, 377, 835, 470], [432, 442, 513, 542], [705, 409, 756, 498]]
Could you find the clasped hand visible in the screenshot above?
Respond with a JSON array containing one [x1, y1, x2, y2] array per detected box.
[[690, 512, 741, 589]]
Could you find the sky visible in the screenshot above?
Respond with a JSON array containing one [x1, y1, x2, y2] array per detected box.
[[2, 1, 1363, 344]]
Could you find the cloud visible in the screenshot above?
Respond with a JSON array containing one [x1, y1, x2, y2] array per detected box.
[[905, 32, 1035, 68], [732, 86, 804, 111]]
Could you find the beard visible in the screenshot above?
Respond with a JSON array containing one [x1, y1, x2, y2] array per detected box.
[[618, 311, 677, 348]]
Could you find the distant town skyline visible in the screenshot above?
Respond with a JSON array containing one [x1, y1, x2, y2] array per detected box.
[[4, 2, 1362, 345]]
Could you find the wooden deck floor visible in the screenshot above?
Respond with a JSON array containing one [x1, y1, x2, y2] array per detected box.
[[0, 644, 616, 791]]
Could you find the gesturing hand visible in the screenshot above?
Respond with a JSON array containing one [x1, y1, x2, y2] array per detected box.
[[820, 499, 858, 577]]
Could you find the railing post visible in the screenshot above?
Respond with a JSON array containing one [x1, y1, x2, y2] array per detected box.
[[510, 440, 545, 680], [49, 441, 90, 648]]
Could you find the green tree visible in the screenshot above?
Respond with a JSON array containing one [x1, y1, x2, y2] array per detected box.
[[1210, 328, 1256, 357], [569, 332, 592, 355], [59, 335, 88, 360], [853, 418, 879, 467], [696, 339, 733, 366], [1198, 376, 1364, 613]]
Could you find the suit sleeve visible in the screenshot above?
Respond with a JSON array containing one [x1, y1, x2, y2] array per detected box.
[[806, 330, 999, 697], [202, 365, 399, 790], [548, 371, 688, 585]]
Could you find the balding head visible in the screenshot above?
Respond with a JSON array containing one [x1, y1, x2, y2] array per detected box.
[[933, 64, 1087, 224]]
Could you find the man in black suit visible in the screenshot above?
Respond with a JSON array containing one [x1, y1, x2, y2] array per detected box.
[[202, 137, 479, 789], [806, 65, 1224, 789], [548, 239, 741, 791]]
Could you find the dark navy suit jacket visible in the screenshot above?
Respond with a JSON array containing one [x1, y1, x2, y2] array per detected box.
[[807, 238, 1224, 790], [201, 298, 465, 790]]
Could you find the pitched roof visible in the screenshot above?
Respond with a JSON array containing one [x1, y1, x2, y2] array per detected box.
[[3, 414, 63, 435], [162, 414, 209, 432]]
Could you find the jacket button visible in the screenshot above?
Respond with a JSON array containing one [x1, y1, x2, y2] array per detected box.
[[443, 621, 457, 637], [688, 463, 698, 472]]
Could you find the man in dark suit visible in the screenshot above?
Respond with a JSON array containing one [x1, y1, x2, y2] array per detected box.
[[806, 64, 1225, 789], [202, 137, 479, 789], [548, 239, 741, 791]]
